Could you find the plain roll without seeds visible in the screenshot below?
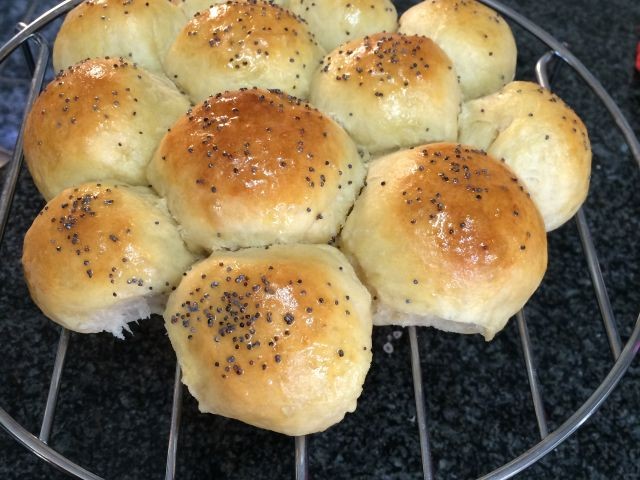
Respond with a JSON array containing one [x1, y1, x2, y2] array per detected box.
[[147, 88, 366, 252], [22, 182, 197, 338], [399, 0, 517, 100], [340, 143, 548, 340], [287, 0, 399, 52], [23, 57, 190, 201], [458, 81, 592, 231], [53, 0, 187, 73], [164, 244, 372, 436], [162, 0, 325, 102], [309, 32, 461, 155]]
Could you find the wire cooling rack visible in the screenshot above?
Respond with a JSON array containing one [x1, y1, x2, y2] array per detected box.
[[0, 1, 638, 479]]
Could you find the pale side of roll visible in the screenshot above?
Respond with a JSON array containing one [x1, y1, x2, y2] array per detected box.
[[399, 0, 516, 100], [23, 58, 190, 201], [340, 143, 548, 340], [287, 0, 398, 52], [165, 244, 372, 435], [163, 0, 325, 102], [458, 81, 592, 231], [22, 182, 197, 337], [176, 0, 287, 18], [53, 0, 187, 73], [147, 88, 366, 252], [309, 33, 461, 155]]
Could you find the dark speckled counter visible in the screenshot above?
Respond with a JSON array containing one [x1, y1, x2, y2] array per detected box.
[[0, 1, 639, 479]]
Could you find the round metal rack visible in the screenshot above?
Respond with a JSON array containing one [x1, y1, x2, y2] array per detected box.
[[0, 1, 638, 479]]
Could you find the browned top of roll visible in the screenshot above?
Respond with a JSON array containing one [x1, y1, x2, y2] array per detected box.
[[459, 81, 592, 231], [147, 87, 364, 251], [340, 143, 547, 339], [164, 244, 372, 435], [319, 32, 454, 98], [28, 57, 147, 144], [23, 57, 189, 200], [22, 182, 196, 330], [309, 32, 460, 153], [167, 247, 369, 378], [185, 0, 313, 44], [381, 144, 544, 277], [162, 0, 324, 100], [163, 90, 343, 204]]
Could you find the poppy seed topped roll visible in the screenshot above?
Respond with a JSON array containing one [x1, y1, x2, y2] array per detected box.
[[287, 0, 398, 52], [23, 57, 190, 200], [399, 0, 516, 100], [176, 0, 287, 18], [340, 143, 547, 340], [164, 244, 372, 435], [147, 88, 366, 252], [53, 0, 187, 73], [22, 182, 197, 337], [163, 0, 325, 102], [309, 33, 461, 154], [458, 81, 592, 231]]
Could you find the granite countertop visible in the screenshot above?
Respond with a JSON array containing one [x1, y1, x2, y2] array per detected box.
[[0, 1, 638, 479]]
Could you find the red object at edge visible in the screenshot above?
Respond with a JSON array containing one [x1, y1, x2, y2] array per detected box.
[[636, 41, 640, 71]]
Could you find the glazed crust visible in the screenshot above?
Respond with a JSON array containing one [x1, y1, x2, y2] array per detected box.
[[458, 81, 592, 230], [23, 57, 189, 200], [147, 88, 365, 251], [310, 33, 461, 154], [53, 0, 187, 73], [164, 244, 372, 435], [175, 0, 287, 18], [163, 0, 325, 102], [340, 143, 547, 340], [22, 182, 196, 334], [399, 0, 516, 100]]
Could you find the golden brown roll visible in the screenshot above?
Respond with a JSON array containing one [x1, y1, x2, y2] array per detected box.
[[176, 0, 287, 18], [22, 182, 197, 337], [53, 0, 187, 73], [340, 143, 547, 340], [309, 33, 461, 155], [164, 244, 372, 435], [287, 0, 398, 52], [147, 88, 366, 252], [458, 81, 592, 231], [162, 0, 325, 102], [23, 58, 190, 201], [399, 0, 516, 100]]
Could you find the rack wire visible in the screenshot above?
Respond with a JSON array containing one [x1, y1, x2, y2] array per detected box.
[[0, 1, 638, 479]]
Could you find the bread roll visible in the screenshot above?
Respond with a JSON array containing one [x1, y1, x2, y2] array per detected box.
[[22, 182, 197, 337], [458, 81, 592, 231], [309, 33, 461, 155], [340, 143, 547, 340], [399, 0, 516, 100], [162, 0, 325, 102], [147, 88, 366, 252], [164, 244, 372, 435], [287, 0, 398, 52], [53, 0, 187, 73], [176, 0, 286, 18], [23, 58, 190, 201]]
